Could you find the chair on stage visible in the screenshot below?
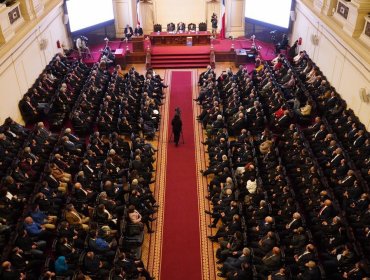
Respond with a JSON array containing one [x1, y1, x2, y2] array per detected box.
[[153, 24, 162, 32], [177, 22, 186, 33], [167, 22, 175, 33], [188, 23, 196, 32], [198, 22, 207, 31]]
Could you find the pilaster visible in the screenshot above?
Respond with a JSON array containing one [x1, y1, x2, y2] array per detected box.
[[359, 15, 370, 48], [0, 4, 15, 44], [343, 0, 370, 37], [19, 0, 44, 21], [112, 0, 134, 38]]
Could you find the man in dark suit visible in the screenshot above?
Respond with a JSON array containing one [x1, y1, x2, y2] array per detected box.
[[268, 267, 288, 280], [19, 96, 39, 123], [115, 252, 154, 280], [287, 227, 307, 255], [124, 24, 133, 40], [134, 24, 143, 36], [226, 262, 253, 280], [255, 247, 282, 276], [0, 261, 24, 280], [275, 34, 289, 54], [326, 148, 344, 169], [251, 231, 276, 257], [276, 110, 291, 130], [62, 136, 82, 154], [298, 260, 321, 280], [291, 244, 316, 273], [315, 199, 336, 222], [218, 247, 251, 277], [83, 251, 110, 278]]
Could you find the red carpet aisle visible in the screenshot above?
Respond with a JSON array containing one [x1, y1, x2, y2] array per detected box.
[[160, 71, 202, 280]]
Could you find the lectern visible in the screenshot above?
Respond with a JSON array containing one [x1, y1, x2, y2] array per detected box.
[[132, 36, 144, 52]]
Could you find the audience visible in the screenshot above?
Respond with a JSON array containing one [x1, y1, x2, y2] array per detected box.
[[1, 44, 369, 280], [195, 53, 370, 279], [1, 61, 163, 279]]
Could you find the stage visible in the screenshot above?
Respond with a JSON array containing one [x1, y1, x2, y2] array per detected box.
[[75, 35, 277, 69]]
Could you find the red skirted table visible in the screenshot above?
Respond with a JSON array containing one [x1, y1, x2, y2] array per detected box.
[[149, 31, 211, 45]]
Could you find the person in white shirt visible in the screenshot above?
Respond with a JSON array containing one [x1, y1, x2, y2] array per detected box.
[[246, 176, 257, 194]]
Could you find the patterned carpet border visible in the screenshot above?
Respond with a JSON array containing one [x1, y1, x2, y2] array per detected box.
[[146, 69, 171, 279], [192, 69, 217, 280]]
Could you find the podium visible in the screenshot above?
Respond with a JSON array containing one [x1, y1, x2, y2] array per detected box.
[[235, 49, 256, 66], [186, 36, 193, 46], [132, 36, 144, 52]]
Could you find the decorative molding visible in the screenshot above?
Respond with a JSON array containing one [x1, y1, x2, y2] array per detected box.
[[8, 6, 21, 24], [359, 15, 370, 47], [365, 21, 370, 37], [337, 1, 349, 19], [38, 37, 48, 50]]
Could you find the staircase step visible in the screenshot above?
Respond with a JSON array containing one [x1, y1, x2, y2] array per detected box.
[[151, 55, 209, 60], [151, 63, 209, 68], [152, 53, 209, 57], [151, 59, 210, 65]]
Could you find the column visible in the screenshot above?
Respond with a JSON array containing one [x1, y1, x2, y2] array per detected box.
[[206, 0, 220, 32], [343, 0, 370, 37], [0, 4, 15, 43], [227, 0, 245, 38], [19, 0, 44, 21], [140, 0, 154, 34], [314, 0, 338, 16], [113, 0, 134, 38], [359, 15, 370, 48]]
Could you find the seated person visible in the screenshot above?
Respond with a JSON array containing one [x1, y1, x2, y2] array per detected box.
[[167, 22, 175, 33], [134, 24, 143, 36], [101, 44, 115, 65], [295, 100, 313, 119], [124, 24, 133, 40], [177, 22, 185, 32], [275, 34, 289, 54], [188, 23, 196, 32]]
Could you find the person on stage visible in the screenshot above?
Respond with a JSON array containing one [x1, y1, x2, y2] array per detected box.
[[124, 24, 133, 40], [171, 108, 182, 147], [275, 34, 289, 54], [134, 24, 143, 36], [101, 38, 115, 65], [211, 13, 218, 39]]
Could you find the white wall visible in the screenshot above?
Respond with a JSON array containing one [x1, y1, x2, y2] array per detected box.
[[154, 0, 206, 25], [292, 1, 370, 129], [118, 0, 245, 37], [0, 4, 69, 124]]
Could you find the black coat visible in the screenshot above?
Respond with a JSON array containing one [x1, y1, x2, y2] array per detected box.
[[171, 115, 182, 134]]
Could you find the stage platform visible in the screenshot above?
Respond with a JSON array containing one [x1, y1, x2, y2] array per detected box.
[[74, 36, 276, 69]]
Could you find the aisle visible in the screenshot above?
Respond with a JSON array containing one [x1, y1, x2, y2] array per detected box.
[[160, 71, 202, 280]]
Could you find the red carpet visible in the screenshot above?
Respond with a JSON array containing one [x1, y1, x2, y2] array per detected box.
[[160, 71, 202, 280]]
